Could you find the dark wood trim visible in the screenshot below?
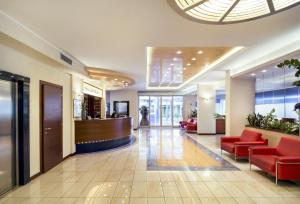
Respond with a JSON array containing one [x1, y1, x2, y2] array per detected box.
[[30, 172, 42, 181], [30, 152, 75, 181], [63, 152, 75, 161], [197, 133, 217, 135], [39, 80, 63, 173]]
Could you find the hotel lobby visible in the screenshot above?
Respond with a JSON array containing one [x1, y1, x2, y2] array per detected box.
[[1, 1, 300, 204]]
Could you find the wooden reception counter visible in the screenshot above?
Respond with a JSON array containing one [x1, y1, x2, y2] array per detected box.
[[75, 117, 133, 153]]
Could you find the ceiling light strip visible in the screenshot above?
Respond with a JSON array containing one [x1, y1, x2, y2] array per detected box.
[[219, 0, 241, 22]]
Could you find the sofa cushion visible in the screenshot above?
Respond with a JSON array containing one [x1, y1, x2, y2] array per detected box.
[[251, 154, 278, 172], [221, 142, 235, 153], [240, 130, 262, 142], [277, 137, 300, 156]]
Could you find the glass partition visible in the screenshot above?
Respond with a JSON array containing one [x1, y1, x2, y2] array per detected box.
[[150, 96, 161, 126], [173, 96, 183, 126], [162, 96, 172, 126]]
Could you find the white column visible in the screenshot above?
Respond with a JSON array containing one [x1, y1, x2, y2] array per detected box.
[[197, 84, 216, 134], [225, 71, 255, 136]]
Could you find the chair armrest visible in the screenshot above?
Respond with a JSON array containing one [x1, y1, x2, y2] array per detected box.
[[249, 147, 277, 155], [278, 156, 300, 163], [234, 141, 266, 146], [221, 137, 240, 143]]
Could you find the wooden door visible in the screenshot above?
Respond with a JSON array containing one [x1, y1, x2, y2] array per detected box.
[[40, 82, 63, 172]]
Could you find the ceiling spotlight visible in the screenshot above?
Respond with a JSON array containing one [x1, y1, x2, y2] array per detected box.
[[103, 76, 107, 79], [191, 57, 196, 61], [261, 70, 267, 73], [187, 63, 191, 66], [176, 50, 182, 54], [173, 58, 177, 61], [168, 67, 171, 70], [122, 80, 125, 83], [114, 78, 118, 81], [197, 50, 203, 54], [179, 71, 183, 74], [170, 63, 174, 66], [183, 67, 186, 70], [251, 73, 256, 76]]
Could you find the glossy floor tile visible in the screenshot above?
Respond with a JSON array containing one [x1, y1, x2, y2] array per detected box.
[[0, 128, 299, 204]]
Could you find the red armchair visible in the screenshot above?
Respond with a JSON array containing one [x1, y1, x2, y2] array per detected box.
[[185, 120, 197, 133], [220, 129, 268, 160], [249, 137, 300, 184], [179, 118, 194, 129]]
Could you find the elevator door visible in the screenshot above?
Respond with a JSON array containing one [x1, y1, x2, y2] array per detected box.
[[0, 80, 15, 194], [41, 82, 63, 172]]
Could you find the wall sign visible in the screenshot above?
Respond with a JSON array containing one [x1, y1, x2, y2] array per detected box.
[[83, 82, 103, 98]]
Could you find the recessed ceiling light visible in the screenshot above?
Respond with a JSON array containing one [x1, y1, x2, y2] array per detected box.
[[191, 57, 196, 61], [197, 50, 203, 54], [179, 71, 183, 74], [187, 63, 191, 66], [122, 80, 125, 83], [176, 50, 182, 54], [251, 73, 256, 76], [173, 58, 177, 61], [114, 78, 118, 81], [168, 67, 171, 70], [103, 76, 107, 79], [183, 67, 186, 70], [261, 70, 267, 73], [170, 63, 174, 66]]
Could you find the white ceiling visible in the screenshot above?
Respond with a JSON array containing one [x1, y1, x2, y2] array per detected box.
[[0, 0, 300, 90]]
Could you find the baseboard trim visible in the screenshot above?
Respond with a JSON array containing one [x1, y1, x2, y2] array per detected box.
[[30, 172, 42, 181], [197, 133, 217, 135], [63, 152, 75, 161], [30, 152, 75, 181]]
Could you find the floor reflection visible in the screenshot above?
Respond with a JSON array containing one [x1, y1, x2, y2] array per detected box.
[[146, 128, 238, 171]]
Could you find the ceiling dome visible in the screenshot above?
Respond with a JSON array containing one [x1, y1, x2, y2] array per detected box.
[[168, 0, 300, 24]]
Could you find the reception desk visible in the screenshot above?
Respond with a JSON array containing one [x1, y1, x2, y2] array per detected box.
[[75, 117, 134, 153]]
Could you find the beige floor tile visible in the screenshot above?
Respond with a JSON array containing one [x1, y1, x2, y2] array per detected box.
[[129, 197, 147, 204], [94, 182, 117, 197], [106, 171, 122, 182], [216, 197, 238, 204], [205, 182, 231, 197], [147, 172, 161, 182], [190, 182, 214, 197], [110, 197, 129, 204], [120, 171, 135, 182], [56, 198, 78, 204], [160, 172, 174, 182], [147, 198, 165, 204], [176, 181, 197, 197], [88, 198, 111, 204], [131, 182, 147, 197], [37, 198, 60, 204], [165, 197, 183, 204], [80, 182, 103, 197], [234, 197, 255, 204], [46, 183, 74, 197], [113, 182, 132, 198], [182, 197, 202, 204], [162, 182, 180, 198], [147, 182, 164, 197], [200, 197, 220, 204], [134, 171, 147, 181], [63, 182, 89, 197]]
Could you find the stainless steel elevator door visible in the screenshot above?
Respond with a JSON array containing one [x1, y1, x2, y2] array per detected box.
[[0, 79, 15, 194]]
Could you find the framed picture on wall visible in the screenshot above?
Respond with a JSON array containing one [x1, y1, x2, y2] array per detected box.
[[113, 101, 129, 116], [73, 99, 82, 118]]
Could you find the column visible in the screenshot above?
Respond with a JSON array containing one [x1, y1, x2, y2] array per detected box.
[[225, 71, 255, 136], [197, 84, 216, 134]]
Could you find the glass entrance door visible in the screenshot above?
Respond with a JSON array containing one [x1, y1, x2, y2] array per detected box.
[[173, 96, 183, 126], [139, 96, 150, 127], [150, 96, 161, 126], [161, 96, 172, 126]]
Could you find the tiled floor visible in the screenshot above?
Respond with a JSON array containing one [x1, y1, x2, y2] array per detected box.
[[1, 128, 300, 204]]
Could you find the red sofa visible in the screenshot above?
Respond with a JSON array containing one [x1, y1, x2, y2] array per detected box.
[[185, 120, 197, 133], [220, 129, 268, 160], [249, 137, 300, 184], [179, 118, 194, 129]]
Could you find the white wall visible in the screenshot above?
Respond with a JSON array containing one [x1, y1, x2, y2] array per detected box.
[[225, 71, 255, 136], [197, 84, 216, 134], [0, 32, 74, 177], [110, 90, 138, 129]]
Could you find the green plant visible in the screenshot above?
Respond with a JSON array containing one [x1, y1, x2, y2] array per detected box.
[[277, 58, 300, 86], [246, 109, 299, 135]]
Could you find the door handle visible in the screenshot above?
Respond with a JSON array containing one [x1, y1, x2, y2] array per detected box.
[[45, 127, 52, 130]]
